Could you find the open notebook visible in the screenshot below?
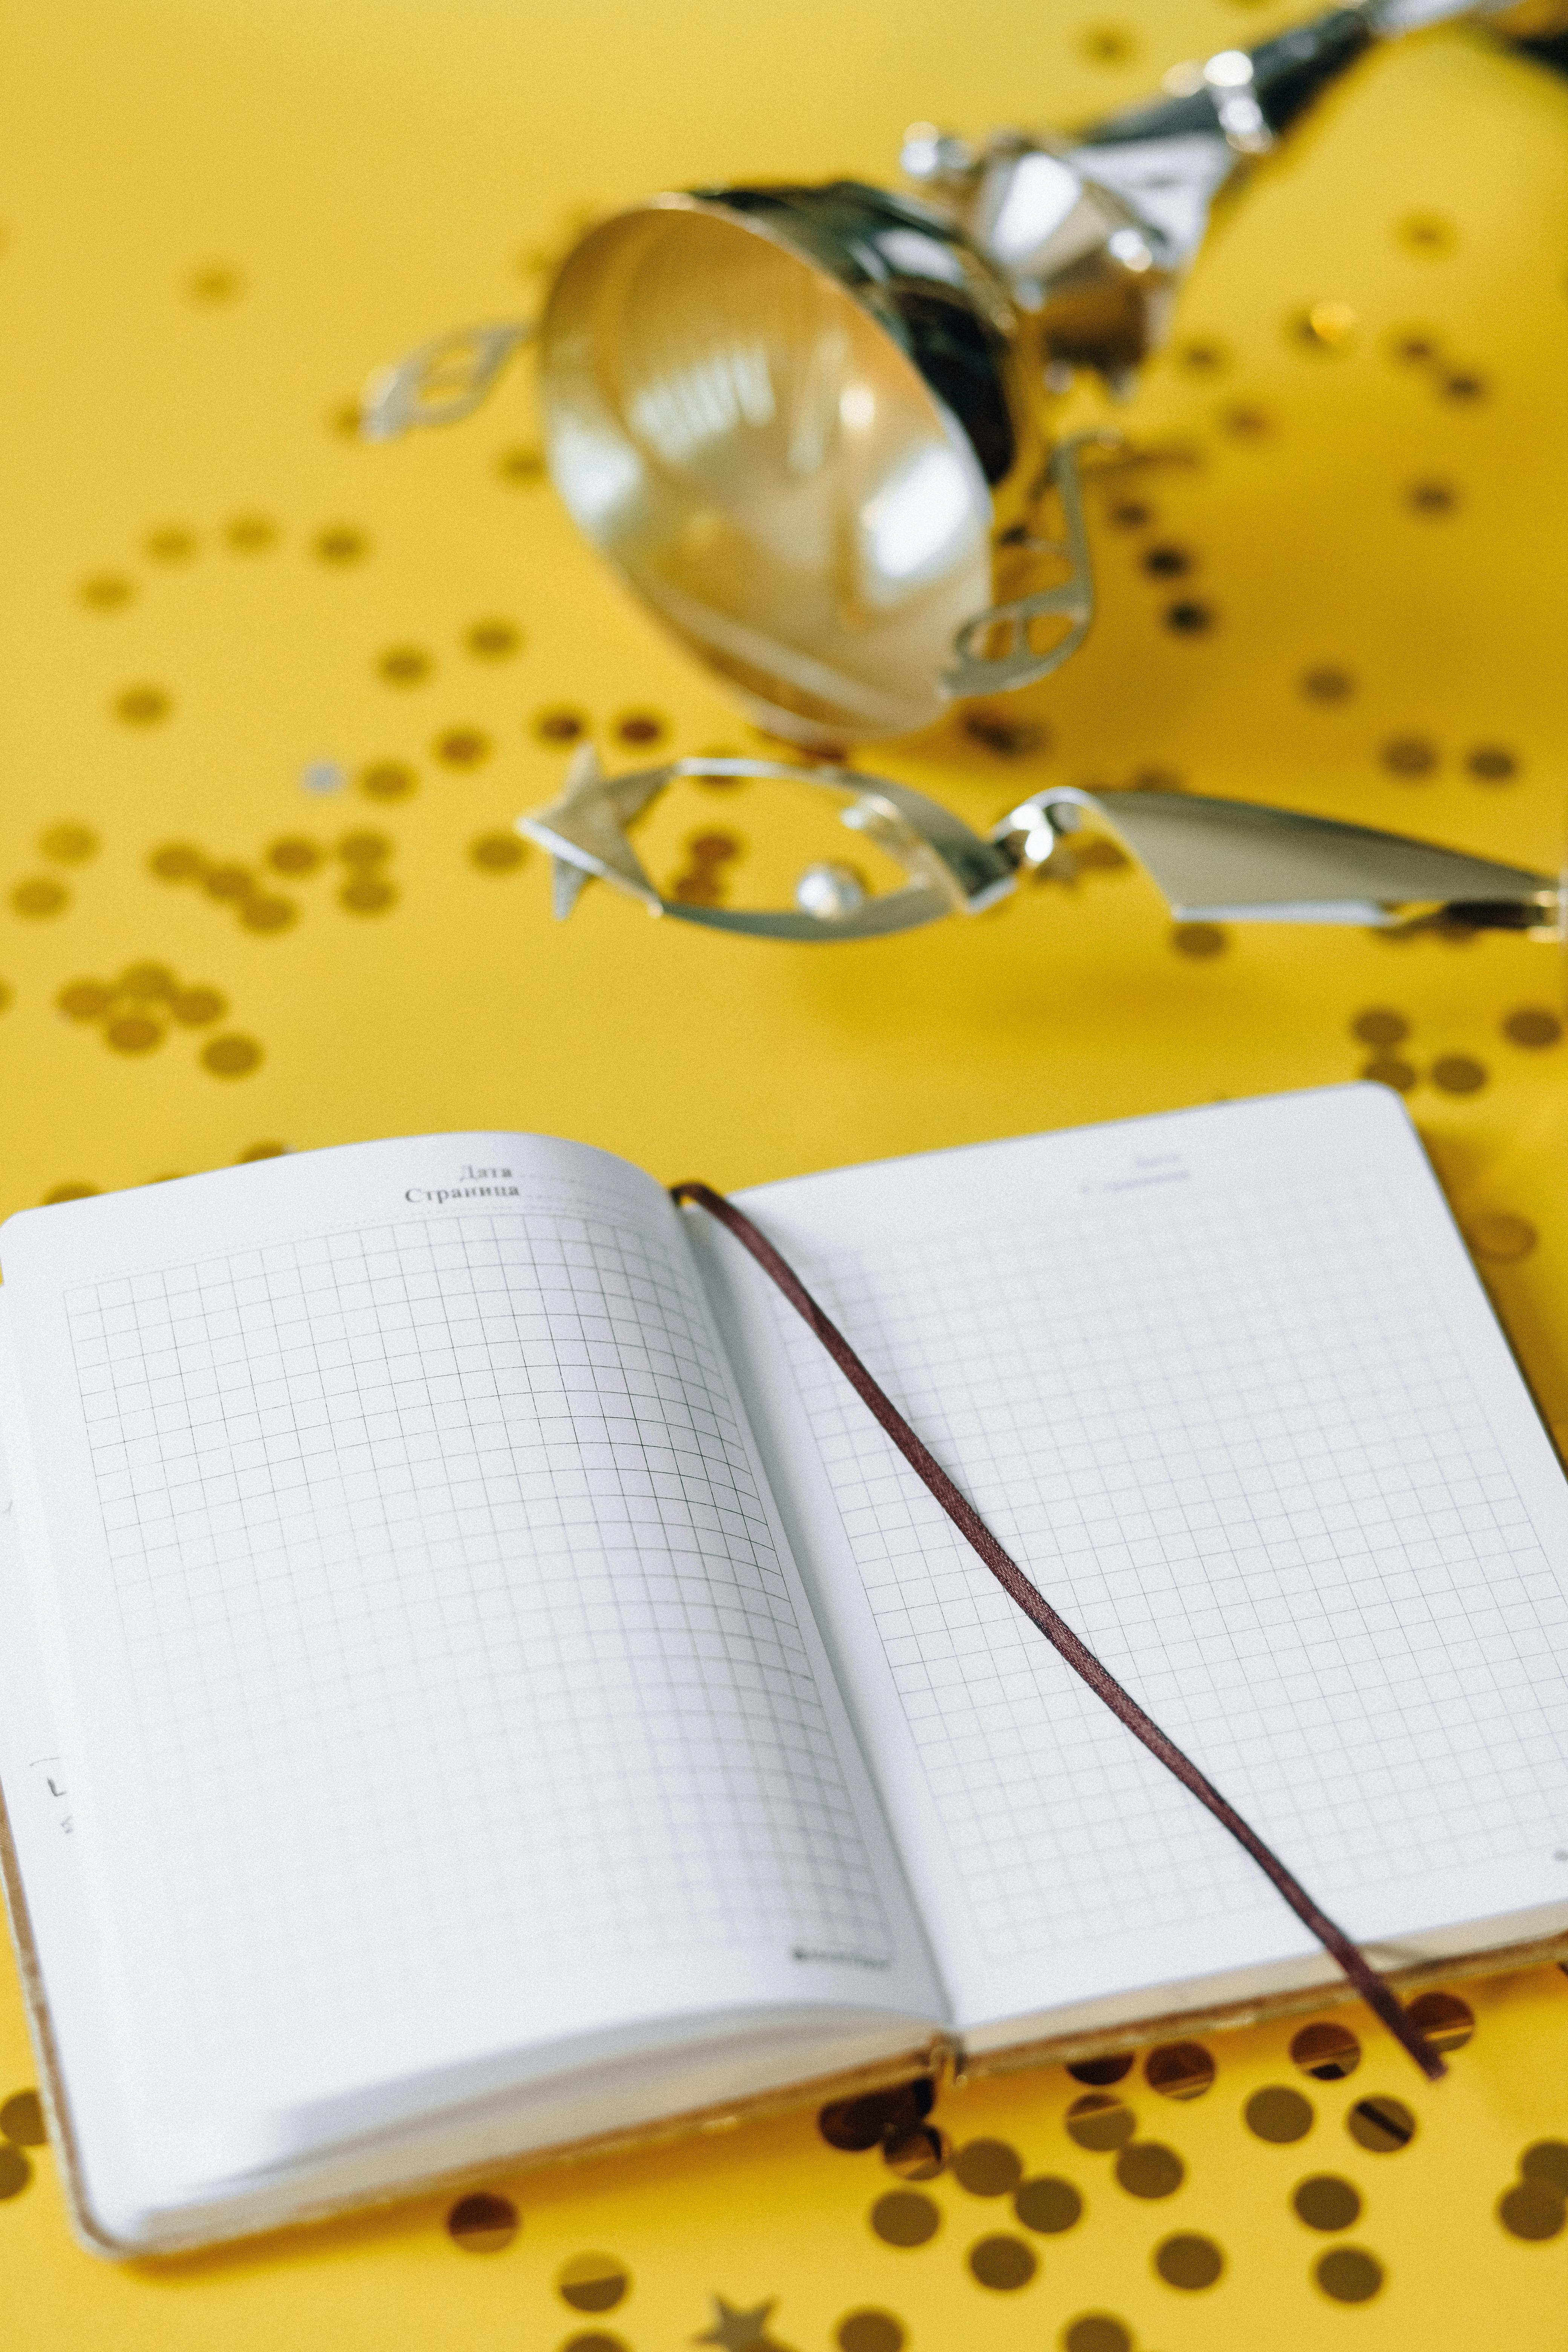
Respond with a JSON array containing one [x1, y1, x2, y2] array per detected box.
[[2, 1085, 1567, 2254]]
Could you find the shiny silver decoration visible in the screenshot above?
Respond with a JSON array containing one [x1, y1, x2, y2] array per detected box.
[[360, 320, 532, 443], [517, 750, 1561, 944]]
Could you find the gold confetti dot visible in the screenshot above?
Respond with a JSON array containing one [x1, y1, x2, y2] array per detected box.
[[1064, 2320, 1130, 2352], [339, 830, 390, 866], [1353, 1008, 1409, 1047], [446, 2191, 518, 2252], [534, 706, 588, 745], [315, 524, 367, 564], [328, 398, 363, 438], [882, 2124, 947, 2181], [378, 645, 432, 686], [1066, 2093, 1135, 2152], [614, 709, 668, 747], [41, 822, 97, 864], [1067, 2055, 1133, 2087], [1170, 923, 1227, 959], [79, 573, 134, 609], [226, 514, 278, 553], [1346, 2097, 1416, 2153], [1106, 499, 1153, 530], [1294, 2175, 1361, 2231], [1300, 665, 1355, 703], [1219, 403, 1271, 440], [170, 986, 225, 1026], [1143, 544, 1191, 579], [0, 2145, 31, 2199], [466, 618, 519, 658], [1246, 2087, 1314, 2143], [340, 875, 396, 914], [240, 895, 296, 933], [1405, 478, 1459, 516], [1504, 1007, 1560, 1048], [115, 684, 170, 725], [497, 445, 545, 484], [836, 2312, 904, 2352], [1381, 735, 1438, 778], [44, 1183, 96, 1204], [1177, 340, 1228, 374], [1499, 2180, 1566, 2240], [1155, 2232, 1223, 2289], [120, 962, 173, 998], [557, 2252, 629, 2312], [470, 832, 526, 873], [13, 877, 66, 917], [1144, 2042, 1214, 2100], [188, 262, 243, 302], [1405, 1991, 1475, 2050], [150, 841, 204, 880], [202, 1034, 262, 1077], [361, 760, 416, 801], [968, 2233, 1035, 2289], [1115, 2142, 1184, 2198], [1431, 1054, 1486, 1096], [59, 980, 110, 1019], [434, 727, 491, 766], [1399, 211, 1456, 255], [1467, 743, 1519, 782], [0, 2091, 44, 2146], [1013, 2175, 1082, 2233], [1291, 2023, 1360, 2082], [268, 837, 322, 876], [1363, 1057, 1416, 1093], [1441, 368, 1488, 403], [1163, 599, 1214, 634], [145, 525, 197, 563], [1294, 300, 1358, 351], [237, 1140, 286, 1161], [1470, 1213, 1536, 1263], [1386, 325, 1442, 365], [951, 2139, 1022, 2196], [107, 1014, 162, 1053], [1522, 2141, 1568, 2191], [1316, 2247, 1384, 2302], [1128, 766, 1185, 794], [204, 863, 252, 901], [870, 2190, 940, 2246], [961, 710, 1047, 756], [1079, 23, 1137, 61]]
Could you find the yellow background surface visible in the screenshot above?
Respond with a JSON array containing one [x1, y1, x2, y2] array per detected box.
[[3, 0, 1568, 2342]]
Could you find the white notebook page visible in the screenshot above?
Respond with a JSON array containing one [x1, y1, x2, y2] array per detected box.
[[698, 1087, 1568, 2032], [0, 1135, 936, 2191]]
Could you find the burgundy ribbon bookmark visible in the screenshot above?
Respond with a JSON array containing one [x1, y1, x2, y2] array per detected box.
[[673, 1179, 1447, 2085]]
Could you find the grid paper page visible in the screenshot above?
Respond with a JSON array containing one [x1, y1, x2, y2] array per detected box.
[[722, 1093, 1568, 2023], [59, 1189, 893, 2072]]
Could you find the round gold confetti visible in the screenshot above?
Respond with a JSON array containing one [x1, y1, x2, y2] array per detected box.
[[836, 2312, 904, 2352], [1470, 1213, 1536, 1263], [1064, 2320, 1131, 2352], [1080, 24, 1137, 60], [0, 2091, 44, 2145], [1294, 2174, 1361, 2231], [188, 263, 243, 302], [1014, 2175, 1082, 2233], [59, 980, 111, 1020], [204, 863, 252, 901], [13, 878, 66, 917], [1300, 664, 1355, 703], [1155, 2232, 1223, 2289], [1106, 499, 1153, 530], [614, 710, 668, 747], [882, 2125, 947, 2180], [361, 760, 416, 801], [1387, 325, 1442, 364], [226, 514, 278, 553], [1405, 478, 1459, 516], [145, 526, 197, 563], [1177, 339, 1228, 373], [1504, 1007, 1561, 1048], [1145, 2042, 1214, 2100], [870, 2190, 940, 2247], [378, 645, 432, 686], [1066, 2093, 1135, 2152], [1346, 2097, 1416, 2153], [150, 842, 204, 880], [0, 981, 11, 1014], [1293, 300, 1358, 351], [1522, 2141, 1568, 2191], [1353, 1008, 1408, 1047], [1431, 1055, 1486, 1096], [557, 2252, 629, 2311], [1468, 743, 1520, 782], [41, 822, 97, 864], [1246, 2087, 1314, 2143], [328, 398, 363, 438], [1115, 2141, 1184, 2199], [1403, 1992, 1473, 2052], [1164, 599, 1213, 634], [1316, 2247, 1384, 2302], [115, 684, 170, 725], [968, 2234, 1036, 2290], [240, 895, 296, 933], [340, 876, 396, 914], [1128, 766, 1185, 794], [1380, 735, 1438, 778], [170, 986, 225, 1026], [497, 445, 545, 484], [534, 706, 588, 744], [268, 837, 322, 876], [0, 2145, 31, 2199], [1068, 2054, 1133, 2087], [466, 619, 519, 658], [951, 2139, 1023, 2196], [339, 830, 390, 866], [1441, 368, 1488, 402], [819, 2082, 933, 2152], [961, 710, 1047, 756], [202, 1034, 262, 1077], [1399, 211, 1456, 254], [470, 832, 526, 873], [314, 524, 366, 564], [1363, 1057, 1416, 1093], [237, 1141, 286, 1162], [1499, 2180, 1566, 2240], [120, 962, 173, 997], [79, 573, 134, 609], [1291, 2023, 1360, 2082], [1170, 923, 1227, 959], [107, 1014, 162, 1053], [446, 2190, 518, 2251], [434, 727, 491, 767], [1219, 403, 1272, 439], [44, 1183, 97, 1204]]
